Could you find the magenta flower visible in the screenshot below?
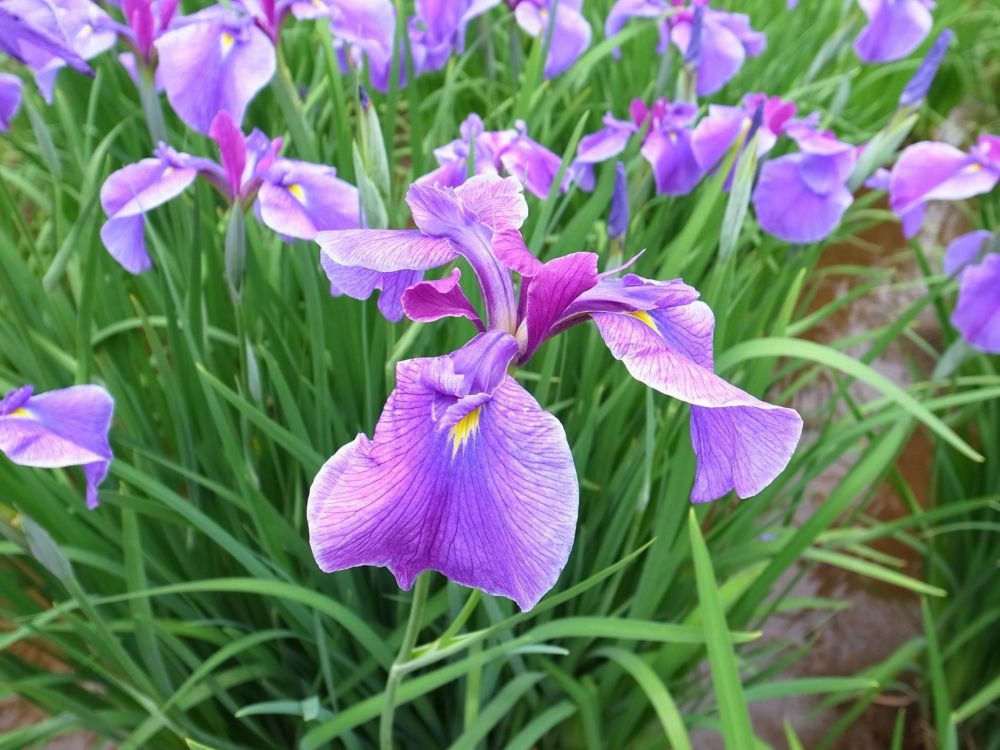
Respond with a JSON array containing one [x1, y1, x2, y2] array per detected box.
[[573, 98, 704, 196], [99, 111, 358, 274], [2, 0, 115, 103], [752, 121, 857, 244], [944, 231, 1000, 354], [154, 6, 275, 134], [0, 384, 114, 509], [882, 135, 1000, 238], [511, 0, 592, 78], [606, 0, 765, 96], [418, 114, 570, 199], [854, 0, 934, 64], [311, 175, 803, 608], [0, 73, 22, 131]]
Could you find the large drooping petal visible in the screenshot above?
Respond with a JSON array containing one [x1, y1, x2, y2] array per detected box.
[[0, 4, 92, 75], [497, 126, 569, 199], [752, 153, 855, 244], [155, 10, 276, 134], [257, 159, 360, 239], [591, 307, 802, 501], [854, 0, 933, 64], [99, 150, 202, 272], [951, 254, 1000, 354], [308, 331, 578, 610], [320, 256, 421, 322], [0, 74, 22, 132], [0, 385, 114, 509], [401, 268, 484, 330], [888, 140, 999, 237], [329, 0, 396, 92]]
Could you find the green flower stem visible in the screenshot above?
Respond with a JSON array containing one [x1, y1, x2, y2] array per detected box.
[[379, 572, 431, 750]]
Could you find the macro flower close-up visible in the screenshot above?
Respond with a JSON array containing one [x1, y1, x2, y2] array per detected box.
[[1, 1, 998, 748]]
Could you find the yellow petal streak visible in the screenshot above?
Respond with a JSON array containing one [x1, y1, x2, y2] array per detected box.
[[288, 183, 306, 203], [629, 310, 660, 334], [449, 407, 481, 457], [9, 408, 29, 418], [220, 32, 235, 55]]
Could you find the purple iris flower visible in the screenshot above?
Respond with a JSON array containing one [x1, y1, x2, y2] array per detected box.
[[325, 0, 397, 92], [510, 0, 592, 78], [0, 384, 114, 509], [0, 73, 22, 132], [418, 114, 570, 199], [408, 0, 503, 76], [311, 174, 803, 608], [1, 0, 116, 103], [854, 0, 934, 64], [752, 121, 858, 244], [880, 135, 1000, 238], [154, 5, 276, 134], [573, 98, 704, 196], [113, 0, 177, 79], [100, 111, 359, 274], [944, 231, 1000, 354], [606, 0, 765, 96], [691, 93, 797, 176]]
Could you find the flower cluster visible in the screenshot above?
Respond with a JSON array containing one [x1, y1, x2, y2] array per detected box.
[[309, 175, 803, 609]]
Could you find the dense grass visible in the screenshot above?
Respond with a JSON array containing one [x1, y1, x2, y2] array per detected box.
[[1, 0, 999, 748]]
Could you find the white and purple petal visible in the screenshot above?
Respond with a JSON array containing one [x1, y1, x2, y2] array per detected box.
[[854, 0, 934, 64], [257, 159, 360, 239]]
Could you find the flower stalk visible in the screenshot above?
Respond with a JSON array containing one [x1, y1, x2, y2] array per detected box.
[[379, 572, 431, 750]]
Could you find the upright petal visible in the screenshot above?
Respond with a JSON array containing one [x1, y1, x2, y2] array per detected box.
[[899, 28, 952, 107], [591, 308, 802, 501], [608, 161, 629, 238], [951, 254, 1000, 354], [156, 12, 276, 134], [0, 385, 114, 508], [209, 111, 247, 199], [400, 268, 485, 330], [308, 331, 578, 610], [854, 0, 933, 64], [257, 159, 360, 239], [0, 74, 23, 132]]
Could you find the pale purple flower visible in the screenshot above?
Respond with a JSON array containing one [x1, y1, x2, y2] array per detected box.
[[573, 98, 704, 196], [312, 175, 802, 608], [2, 0, 115, 103], [854, 0, 934, 64], [0, 73, 22, 131], [511, 0, 592, 79], [899, 28, 952, 107], [155, 6, 276, 134], [752, 122, 858, 244], [100, 111, 358, 273], [418, 114, 570, 198], [884, 135, 1000, 238], [0, 384, 114, 509], [943, 232, 999, 353], [606, 0, 765, 96]]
